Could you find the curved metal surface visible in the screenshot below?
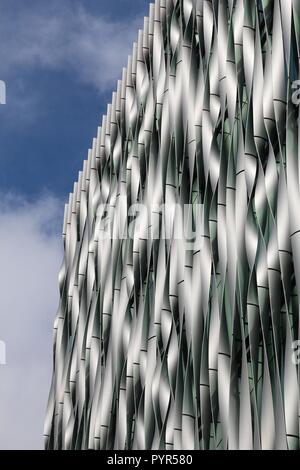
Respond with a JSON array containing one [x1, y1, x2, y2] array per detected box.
[[45, 0, 300, 450]]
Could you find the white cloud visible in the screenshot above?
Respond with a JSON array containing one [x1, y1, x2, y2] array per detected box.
[[0, 1, 143, 92], [0, 194, 63, 449]]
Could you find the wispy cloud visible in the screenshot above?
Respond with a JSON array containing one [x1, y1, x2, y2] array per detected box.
[[0, 194, 63, 449], [0, 1, 143, 93]]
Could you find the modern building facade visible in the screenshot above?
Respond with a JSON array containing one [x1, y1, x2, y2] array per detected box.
[[45, 0, 300, 450]]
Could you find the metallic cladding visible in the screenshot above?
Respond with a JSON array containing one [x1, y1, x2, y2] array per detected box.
[[45, 0, 300, 450]]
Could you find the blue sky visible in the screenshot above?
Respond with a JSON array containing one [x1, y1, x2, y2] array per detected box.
[[0, 0, 149, 449], [0, 0, 149, 199]]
